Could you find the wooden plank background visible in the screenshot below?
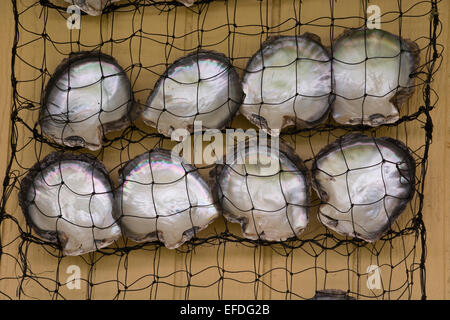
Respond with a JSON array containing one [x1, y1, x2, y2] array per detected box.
[[0, 0, 448, 299]]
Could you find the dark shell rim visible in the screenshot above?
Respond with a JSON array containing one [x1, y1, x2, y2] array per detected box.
[[18, 152, 114, 246], [116, 148, 219, 248], [311, 289, 356, 300], [143, 50, 245, 136], [211, 139, 311, 241], [117, 148, 201, 186], [241, 33, 334, 132], [63, 0, 119, 16], [311, 133, 416, 242], [39, 51, 135, 150]]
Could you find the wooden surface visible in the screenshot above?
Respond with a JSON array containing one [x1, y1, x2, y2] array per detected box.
[[0, 0, 448, 299], [425, 0, 450, 299]]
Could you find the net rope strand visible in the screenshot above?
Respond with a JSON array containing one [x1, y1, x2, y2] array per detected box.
[[0, 0, 442, 300]]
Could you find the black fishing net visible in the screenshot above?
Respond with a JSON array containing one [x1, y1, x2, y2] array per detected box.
[[0, 0, 443, 300]]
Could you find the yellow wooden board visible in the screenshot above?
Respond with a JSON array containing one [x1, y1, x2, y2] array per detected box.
[[0, 0, 448, 299]]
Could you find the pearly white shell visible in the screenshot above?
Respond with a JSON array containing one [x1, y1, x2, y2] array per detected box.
[[40, 52, 133, 151], [332, 29, 419, 126], [241, 34, 332, 135], [18, 153, 121, 256], [117, 149, 219, 249], [213, 141, 310, 241], [143, 51, 243, 138], [312, 134, 415, 242]]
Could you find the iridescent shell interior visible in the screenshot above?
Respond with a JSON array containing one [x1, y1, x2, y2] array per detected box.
[[40, 52, 133, 150], [241, 35, 332, 135], [216, 143, 310, 241], [332, 29, 419, 126], [312, 134, 415, 242], [19, 153, 121, 256], [117, 149, 219, 249], [143, 51, 243, 138]]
